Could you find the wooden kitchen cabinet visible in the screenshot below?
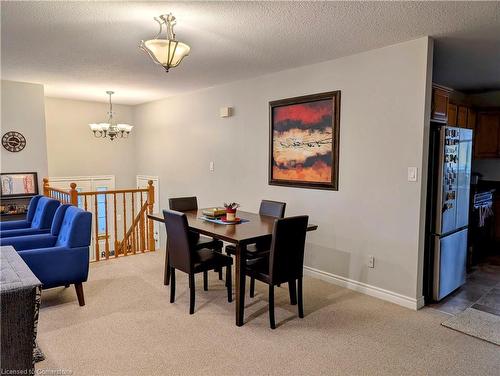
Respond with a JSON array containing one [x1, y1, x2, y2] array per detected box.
[[474, 112, 500, 158], [431, 84, 451, 123], [457, 106, 468, 128], [447, 103, 458, 126], [467, 108, 476, 130]]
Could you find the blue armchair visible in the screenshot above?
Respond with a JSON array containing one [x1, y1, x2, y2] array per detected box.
[[0, 205, 92, 306], [0, 195, 60, 238]]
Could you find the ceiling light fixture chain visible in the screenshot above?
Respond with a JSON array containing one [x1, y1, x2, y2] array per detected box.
[[89, 91, 133, 141]]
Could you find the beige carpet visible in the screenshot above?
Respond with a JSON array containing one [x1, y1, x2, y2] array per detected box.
[[37, 250, 499, 376], [442, 307, 500, 345]]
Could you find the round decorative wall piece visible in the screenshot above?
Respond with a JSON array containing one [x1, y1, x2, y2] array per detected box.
[[2, 131, 26, 152]]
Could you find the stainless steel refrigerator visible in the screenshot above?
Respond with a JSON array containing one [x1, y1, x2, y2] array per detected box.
[[425, 126, 473, 301]]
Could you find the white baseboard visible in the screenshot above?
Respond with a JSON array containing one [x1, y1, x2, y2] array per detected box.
[[303, 266, 423, 310]]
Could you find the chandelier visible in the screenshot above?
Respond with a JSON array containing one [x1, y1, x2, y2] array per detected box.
[[89, 91, 133, 141], [139, 13, 191, 72]]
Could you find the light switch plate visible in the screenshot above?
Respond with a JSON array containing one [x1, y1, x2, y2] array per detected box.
[[209, 161, 215, 172], [408, 167, 418, 182]]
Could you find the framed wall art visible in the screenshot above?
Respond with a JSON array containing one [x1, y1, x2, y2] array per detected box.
[[1, 172, 39, 198], [269, 91, 340, 190]]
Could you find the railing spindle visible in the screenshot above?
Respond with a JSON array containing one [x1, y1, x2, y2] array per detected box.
[[147, 181, 155, 251], [122, 192, 127, 256], [94, 194, 100, 262], [113, 193, 118, 258], [131, 192, 136, 254], [104, 193, 109, 260]]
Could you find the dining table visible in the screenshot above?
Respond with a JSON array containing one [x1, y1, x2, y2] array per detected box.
[[148, 209, 318, 327]]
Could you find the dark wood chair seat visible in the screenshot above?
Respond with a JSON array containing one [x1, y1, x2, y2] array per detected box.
[[191, 234, 223, 251], [244, 215, 309, 329], [164, 196, 224, 285], [163, 209, 233, 314], [225, 243, 269, 258], [192, 249, 232, 273]]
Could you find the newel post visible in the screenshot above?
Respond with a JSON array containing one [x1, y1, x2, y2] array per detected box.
[[147, 180, 155, 251], [69, 183, 78, 206], [43, 178, 49, 197]]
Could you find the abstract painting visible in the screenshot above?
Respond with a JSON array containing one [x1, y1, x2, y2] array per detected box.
[[269, 91, 340, 190]]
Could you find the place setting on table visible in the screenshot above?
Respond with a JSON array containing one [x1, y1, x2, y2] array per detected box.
[[199, 202, 249, 225]]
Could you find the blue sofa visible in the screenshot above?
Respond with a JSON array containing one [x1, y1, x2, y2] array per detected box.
[[1, 205, 92, 306], [0, 195, 60, 238]]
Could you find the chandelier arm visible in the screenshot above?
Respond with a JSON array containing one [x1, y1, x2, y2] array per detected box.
[[153, 17, 163, 40]]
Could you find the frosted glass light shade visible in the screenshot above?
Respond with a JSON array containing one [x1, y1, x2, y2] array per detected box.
[[89, 123, 101, 131], [117, 124, 133, 132], [99, 123, 110, 131], [142, 39, 190, 69]]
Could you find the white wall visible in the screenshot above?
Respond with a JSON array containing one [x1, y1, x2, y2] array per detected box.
[[133, 37, 432, 307], [1, 80, 48, 191], [45, 97, 136, 188]]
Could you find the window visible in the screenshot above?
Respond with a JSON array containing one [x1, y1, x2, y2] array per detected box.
[[96, 187, 107, 235]]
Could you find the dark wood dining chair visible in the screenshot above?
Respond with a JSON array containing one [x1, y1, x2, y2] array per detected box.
[[163, 209, 233, 314], [244, 215, 308, 329], [164, 197, 224, 285], [225, 200, 286, 296]]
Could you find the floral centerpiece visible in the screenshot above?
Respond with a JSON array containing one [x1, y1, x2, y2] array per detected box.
[[224, 202, 240, 221]]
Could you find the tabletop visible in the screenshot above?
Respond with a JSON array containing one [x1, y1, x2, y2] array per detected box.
[[148, 210, 318, 245]]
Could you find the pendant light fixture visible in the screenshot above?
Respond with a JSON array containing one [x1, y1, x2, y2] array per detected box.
[[89, 91, 133, 141], [139, 13, 191, 72]]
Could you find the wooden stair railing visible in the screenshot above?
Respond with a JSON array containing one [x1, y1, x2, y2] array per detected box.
[[43, 178, 155, 262]]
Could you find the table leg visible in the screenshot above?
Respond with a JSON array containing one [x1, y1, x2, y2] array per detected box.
[[235, 243, 246, 326]]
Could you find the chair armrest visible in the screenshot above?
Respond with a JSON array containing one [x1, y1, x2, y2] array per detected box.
[[0, 220, 30, 231], [0, 234, 57, 251], [18, 246, 90, 289], [0, 228, 51, 238]]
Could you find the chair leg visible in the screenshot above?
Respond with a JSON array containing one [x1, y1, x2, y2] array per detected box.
[[289, 279, 297, 305], [226, 265, 232, 302], [164, 248, 170, 286], [250, 277, 255, 298], [64, 284, 70, 288], [170, 268, 176, 303], [269, 285, 275, 329], [74, 283, 85, 306], [218, 247, 223, 280], [189, 274, 196, 314], [297, 277, 304, 318], [203, 271, 208, 291]]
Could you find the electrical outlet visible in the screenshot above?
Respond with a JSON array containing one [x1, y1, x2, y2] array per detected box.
[[368, 255, 375, 268]]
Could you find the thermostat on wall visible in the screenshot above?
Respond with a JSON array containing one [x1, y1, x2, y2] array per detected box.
[[220, 107, 233, 118]]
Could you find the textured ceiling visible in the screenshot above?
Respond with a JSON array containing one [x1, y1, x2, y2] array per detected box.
[[1, 1, 499, 105]]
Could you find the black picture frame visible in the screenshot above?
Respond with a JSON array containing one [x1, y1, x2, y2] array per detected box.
[[0, 172, 39, 198], [269, 91, 341, 190]]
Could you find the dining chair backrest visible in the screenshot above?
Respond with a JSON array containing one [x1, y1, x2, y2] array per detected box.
[[163, 209, 193, 273], [169, 197, 198, 212], [269, 215, 309, 285], [259, 200, 286, 218]]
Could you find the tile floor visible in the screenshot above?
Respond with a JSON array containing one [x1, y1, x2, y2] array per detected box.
[[429, 254, 500, 316]]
